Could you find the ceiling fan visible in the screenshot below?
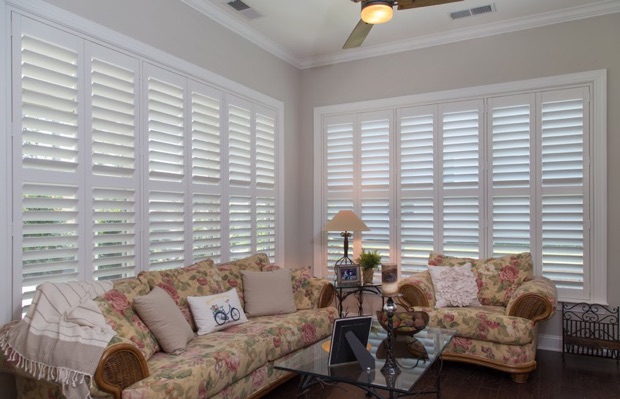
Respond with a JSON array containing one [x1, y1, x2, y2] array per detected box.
[[344, 0, 464, 49]]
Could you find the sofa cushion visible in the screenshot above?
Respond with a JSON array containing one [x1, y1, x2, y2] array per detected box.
[[187, 288, 248, 335], [138, 259, 223, 330], [134, 286, 195, 354], [94, 277, 160, 360], [423, 306, 535, 345], [122, 332, 271, 399], [428, 252, 534, 306], [242, 269, 296, 317], [291, 266, 320, 310], [222, 307, 338, 361], [428, 263, 481, 308], [217, 254, 267, 306]]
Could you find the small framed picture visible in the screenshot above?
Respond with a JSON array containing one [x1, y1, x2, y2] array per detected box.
[[337, 264, 361, 286]]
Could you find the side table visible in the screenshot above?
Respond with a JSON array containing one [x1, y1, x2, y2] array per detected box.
[[334, 282, 383, 318]]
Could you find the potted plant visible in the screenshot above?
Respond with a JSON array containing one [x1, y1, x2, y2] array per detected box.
[[356, 249, 382, 284]]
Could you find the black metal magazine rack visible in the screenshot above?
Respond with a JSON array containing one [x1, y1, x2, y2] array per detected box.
[[562, 302, 619, 363]]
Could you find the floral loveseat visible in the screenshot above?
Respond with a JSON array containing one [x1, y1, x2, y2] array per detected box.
[[396, 252, 557, 383], [0, 253, 337, 399]]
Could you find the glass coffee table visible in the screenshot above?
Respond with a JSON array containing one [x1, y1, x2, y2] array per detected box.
[[275, 321, 455, 399]]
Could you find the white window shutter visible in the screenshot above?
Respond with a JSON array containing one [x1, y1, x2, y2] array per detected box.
[[229, 196, 252, 258], [88, 44, 139, 280], [191, 88, 221, 185], [325, 116, 355, 195], [539, 88, 588, 298], [228, 98, 252, 187], [399, 106, 436, 273], [145, 65, 186, 271]]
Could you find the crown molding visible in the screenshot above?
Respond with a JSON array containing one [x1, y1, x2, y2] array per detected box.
[[181, 0, 620, 70], [181, 0, 300, 68]]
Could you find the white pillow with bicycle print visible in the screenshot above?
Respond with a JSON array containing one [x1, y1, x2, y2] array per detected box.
[[187, 288, 248, 335]]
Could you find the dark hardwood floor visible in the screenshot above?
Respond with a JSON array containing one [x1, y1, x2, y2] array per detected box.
[[266, 350, 620, 399]]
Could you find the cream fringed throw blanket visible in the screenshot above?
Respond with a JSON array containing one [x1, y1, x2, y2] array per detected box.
[[0, 281, 115, 399]]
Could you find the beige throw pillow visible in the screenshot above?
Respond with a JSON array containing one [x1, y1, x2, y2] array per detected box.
[[134, 286, 195, 354], [241, 269, 297, 317]]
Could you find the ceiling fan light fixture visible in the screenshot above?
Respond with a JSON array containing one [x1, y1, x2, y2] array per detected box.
[[361, 1, 394, 24]]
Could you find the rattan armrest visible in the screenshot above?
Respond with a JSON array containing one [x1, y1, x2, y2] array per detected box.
[[396, 271, 434, 310], [94, 343, 149, 399], [318, 282, 336, 308], [506, 277, 557, 323]]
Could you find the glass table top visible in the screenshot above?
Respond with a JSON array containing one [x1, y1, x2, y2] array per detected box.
[[274, 320, 456, 395]]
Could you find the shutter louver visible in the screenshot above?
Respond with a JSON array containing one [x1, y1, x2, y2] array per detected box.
[[541, 195, 584, 290], [256, 197, 276, 257], [326, 122, 354, 193], [400, 112, 434, 189], [149, 191, 185, 270], [491, 104, 530, 187], [361, 199, 390, 258], [148, 78, 184, 182], [492, 196, 530, 255], [256, 113, 276, 189], [228, 104, 252, 187], [21, 183, 79, 312], [400, 198, 434, 274], [443, 109, 479, 188], [229, 196, 252, 258], [192, 194, 221, 262], [442, 196, 479, 257], [92, 188, 136, 280], [191, 90, 220, 184], [541, 98, 584, 186], [361, 118, 390, 191], [21, 35, 79, 173], [91, 58, 135, 177]]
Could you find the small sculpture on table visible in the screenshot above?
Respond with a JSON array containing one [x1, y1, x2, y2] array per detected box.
[[380, 263, 401, 377]]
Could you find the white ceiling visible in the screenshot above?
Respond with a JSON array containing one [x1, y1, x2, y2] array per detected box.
[[181, 0, 620, 69]]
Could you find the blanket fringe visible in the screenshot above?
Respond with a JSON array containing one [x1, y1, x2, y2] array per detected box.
[[1, 332, 93, 398]]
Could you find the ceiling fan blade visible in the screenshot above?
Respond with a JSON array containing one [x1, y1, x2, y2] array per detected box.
[[343, 19, 373, 49], [397, 0, 463, 11]]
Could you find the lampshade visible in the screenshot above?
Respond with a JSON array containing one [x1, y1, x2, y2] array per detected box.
[[323, 210, 370, 232], [361, 1, 394, 25]]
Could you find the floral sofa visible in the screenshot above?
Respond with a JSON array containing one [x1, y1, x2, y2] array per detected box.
[[0, 253, 337, 399], [396, 252, 557, 383]]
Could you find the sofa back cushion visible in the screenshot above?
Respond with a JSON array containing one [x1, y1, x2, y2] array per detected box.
[[138, 259, 224, 330], [95, 277, 160, 360], [216, 253, 269, 306], [428, 252, 533, 306]]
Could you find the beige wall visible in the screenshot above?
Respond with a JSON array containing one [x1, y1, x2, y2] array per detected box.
[[299, 13, 620, 339]]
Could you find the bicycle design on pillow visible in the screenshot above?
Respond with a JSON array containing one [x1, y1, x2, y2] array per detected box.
[[211, 299, 241, 325]]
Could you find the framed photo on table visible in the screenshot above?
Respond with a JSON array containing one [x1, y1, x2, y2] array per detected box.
[[337, 264, 360, 286]]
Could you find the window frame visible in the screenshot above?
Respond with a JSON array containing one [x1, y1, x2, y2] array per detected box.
[[313, 70, 607, 304]]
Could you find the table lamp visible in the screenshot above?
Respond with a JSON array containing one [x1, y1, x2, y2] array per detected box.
[[323, 210, 370, 266]]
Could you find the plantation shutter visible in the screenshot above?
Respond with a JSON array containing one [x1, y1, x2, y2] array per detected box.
[[190, 82, 222, 262], [439, 101, 483, 258], [359, 112, 392, 265], [145, 65, 187, 271], [399, 105, 435, 273], [488, 94, 533, 257], [324, 115, 355, 272], [14, 18, 82, 313], [539, 87, 589, 300], [255, 108, 277, 258], [87, 44, 139, 280]]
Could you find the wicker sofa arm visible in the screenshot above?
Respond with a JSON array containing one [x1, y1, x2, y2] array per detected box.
[[506, 276, 557, 323], [94, 342, 149, 399], [396, 271, 435, 310], [316, 280, 336, 308]]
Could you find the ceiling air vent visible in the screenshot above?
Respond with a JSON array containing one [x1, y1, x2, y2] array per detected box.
[[227, 0, 261, 19], [450, 3, 496, 20]]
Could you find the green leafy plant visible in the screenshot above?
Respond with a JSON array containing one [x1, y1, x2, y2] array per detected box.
[[356, 249, 382, 270]]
